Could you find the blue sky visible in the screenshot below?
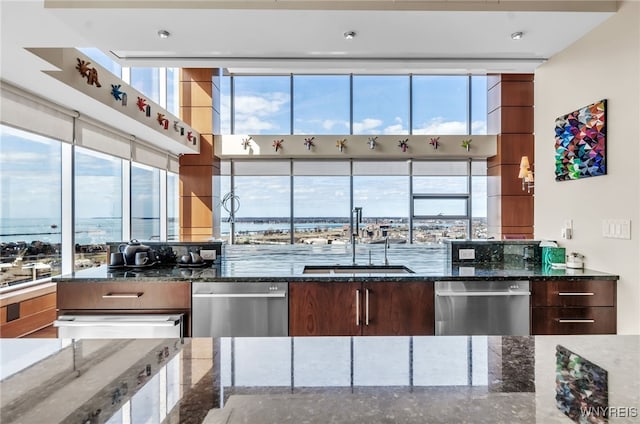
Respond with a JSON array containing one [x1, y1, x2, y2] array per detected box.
[[1, 54, 488, 222]]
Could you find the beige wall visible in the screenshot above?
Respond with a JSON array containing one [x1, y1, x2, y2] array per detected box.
[[534, 1, 640, 334]]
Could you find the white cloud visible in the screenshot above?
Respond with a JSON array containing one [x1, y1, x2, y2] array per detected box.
[[413, 117, 467, 135], [352, 118, 382, 133], [321, 119, 349, 131], [471, 120, 487, 135], [234, 116, 278, 133], [234, 93, 288, 117]]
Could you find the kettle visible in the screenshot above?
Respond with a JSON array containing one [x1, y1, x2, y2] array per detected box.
[[118, 240, 155, 266], [566, 252, 584, 269]]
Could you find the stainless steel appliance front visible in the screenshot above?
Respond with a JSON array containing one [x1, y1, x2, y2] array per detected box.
[[435, 280, 530, 336], [192, 282, 288, 337], [54, 314, 184, 338]]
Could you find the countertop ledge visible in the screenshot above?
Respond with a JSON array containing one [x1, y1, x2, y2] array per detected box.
[[52, 264, 619, 283]]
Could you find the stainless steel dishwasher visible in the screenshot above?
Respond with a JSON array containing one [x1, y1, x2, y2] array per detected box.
[[192, 282, 288, 337], [435, 280, 530, 336]]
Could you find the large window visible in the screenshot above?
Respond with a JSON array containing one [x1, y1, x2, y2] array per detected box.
[[233, 76, 291, 134], [74, 147, 123, 267], [219, 159, 485, 245], [223, 74, 487, 136], [412, 76, 469, 135], [352, 76, 409, 135], [130, 68, 161, 104], [167, 171, 179, 241], [293, 75, 350, 134], [130, 162, 161, 241], [0, 125, 61, 286]]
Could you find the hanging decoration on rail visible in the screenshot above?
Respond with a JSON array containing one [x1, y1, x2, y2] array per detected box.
[[429, 137, 440, 150], [241, 137, 253, 150], [187, 131, 196, 144], [336, 138, 347, 153], [367, 136, 377, 150], [398, 138, 409, 152], [157, 113, 169, 130], [461, 138, 472, 151], [272, 139, 284, 152], [303, 137, 315, 151], [75, 58, 102, 87], [110, 84, 127, 105]]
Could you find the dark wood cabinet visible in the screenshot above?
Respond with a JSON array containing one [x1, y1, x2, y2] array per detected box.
[[57, 281, 192, 336], [530, 279, 616, 335], [289, 281, 434, 336]]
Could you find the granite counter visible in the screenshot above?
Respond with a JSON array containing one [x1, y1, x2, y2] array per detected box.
[[53, 245, 619, 283], [1, 335, 638, 423]]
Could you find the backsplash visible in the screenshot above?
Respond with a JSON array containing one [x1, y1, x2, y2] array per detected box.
[[446, 240, 543, 265]]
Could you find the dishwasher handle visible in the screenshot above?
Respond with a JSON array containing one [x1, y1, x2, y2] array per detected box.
[[193, 292, 286, 298], [54, 316, 181, 327], [436, 291, 531, 297]]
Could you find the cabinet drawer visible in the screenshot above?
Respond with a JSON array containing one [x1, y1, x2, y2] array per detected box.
[[531, 280, 616, 307], [57, 282, 190, 310], [531, 307, 616, 335]]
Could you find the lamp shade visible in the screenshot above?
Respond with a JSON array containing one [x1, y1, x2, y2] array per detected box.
[[519, 156, 530, 169]]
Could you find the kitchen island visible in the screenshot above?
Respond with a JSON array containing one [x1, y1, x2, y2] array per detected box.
[[52, 244, 619, 337], [1, 335, 638, 423]]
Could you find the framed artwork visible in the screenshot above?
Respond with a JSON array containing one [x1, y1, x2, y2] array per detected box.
[[555, 345, 609, 423], [554, 99, 607, 181]]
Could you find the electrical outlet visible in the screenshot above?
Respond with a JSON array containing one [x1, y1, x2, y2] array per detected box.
[[459, 249, 475, 260], [200, 249, 217, 260]]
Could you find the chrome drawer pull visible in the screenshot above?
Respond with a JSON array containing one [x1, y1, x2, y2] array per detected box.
[[193, 293, 286, 298], [356, 289, 360, 326], [436, 291, 530, 297], [558, 319, 595, 323], [102, 292, 143, 298], [558, 292, 594, 296], [365, 288, 370, 326]]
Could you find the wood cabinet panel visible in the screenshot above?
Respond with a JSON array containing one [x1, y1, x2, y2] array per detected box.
[[1, 308, 57, 338], [363, 282, 434, 336], [531, 307, 616, 335], [289, 281, 435, 336], [531, 280, 616, 307], [289, 282, 360, 336], [57, 282, 191, 310]]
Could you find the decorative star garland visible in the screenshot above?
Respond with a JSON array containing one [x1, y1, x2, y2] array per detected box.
[[461, 138, 472, 151], [336, 138, 347, 152], [273, 139, 284, 152], [367, 136, 377, 150], [241, 137, 253, 150]]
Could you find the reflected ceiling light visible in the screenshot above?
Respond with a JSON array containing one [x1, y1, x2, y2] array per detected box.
[[343, 31, 356, 40], [157, 29, 171, 39], [511, 31, 524, 40]]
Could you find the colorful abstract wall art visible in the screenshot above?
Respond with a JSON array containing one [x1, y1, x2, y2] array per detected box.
[[555, 345, 609, 423], [554, 99, 607, 181]]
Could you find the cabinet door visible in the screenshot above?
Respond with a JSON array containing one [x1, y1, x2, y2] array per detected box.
[[362, 282, 434, 336], [289, 282, 361, 336]]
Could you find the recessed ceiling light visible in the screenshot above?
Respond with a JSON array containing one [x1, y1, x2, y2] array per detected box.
[[343, 31, 356, 40], [511, 31, 524, 40], [157, 29, 171, 39]]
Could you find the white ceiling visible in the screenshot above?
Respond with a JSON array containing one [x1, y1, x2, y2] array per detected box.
[[0, 0, 618, 149]]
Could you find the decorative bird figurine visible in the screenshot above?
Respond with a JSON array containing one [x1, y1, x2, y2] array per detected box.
[[273, 139, 284, 152], [367, 136, 377, 150], [336, 139, 347, 152], [429, 137, 440, 150], [398, 138, 409, 152]]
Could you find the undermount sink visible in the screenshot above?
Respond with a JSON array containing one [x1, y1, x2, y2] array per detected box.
[[302, 265, 415, 274]]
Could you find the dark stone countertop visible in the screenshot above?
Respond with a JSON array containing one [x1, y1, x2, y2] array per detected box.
[[53, 245, 619, 283], [2, 335, 639, 423]]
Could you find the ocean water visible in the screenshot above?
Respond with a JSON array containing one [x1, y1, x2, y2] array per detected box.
[[0, 217, 171, 245]]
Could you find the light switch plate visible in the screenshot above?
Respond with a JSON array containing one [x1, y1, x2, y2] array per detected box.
[[200, 249, 217, 260], [459, 248, 475, 260]]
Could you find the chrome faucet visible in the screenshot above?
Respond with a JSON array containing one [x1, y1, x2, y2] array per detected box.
[[352, 207, 362, 265], [384, 236, 390, 266]]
